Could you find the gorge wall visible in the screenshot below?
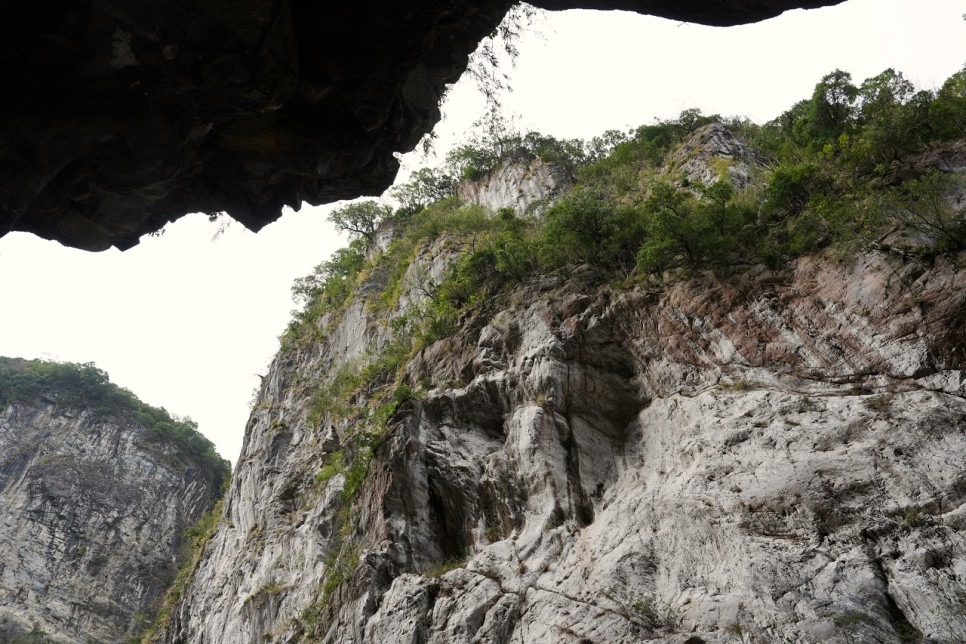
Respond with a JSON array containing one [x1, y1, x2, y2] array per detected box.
[[156, 136, 966, 643], [0, 360, 229, 643]]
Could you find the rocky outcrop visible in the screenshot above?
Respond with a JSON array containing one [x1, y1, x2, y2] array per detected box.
[[668, 123, 765, 190], [0, 0, 843, 251], [158, 192, 966, 644], [458, 157, 572, 215], [0, 366, 228, 642]]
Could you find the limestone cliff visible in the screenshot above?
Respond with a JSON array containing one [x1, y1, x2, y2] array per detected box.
[[157, 136, 966, 643], [0, 359, 229, 643], [457, 157, 573, 215]]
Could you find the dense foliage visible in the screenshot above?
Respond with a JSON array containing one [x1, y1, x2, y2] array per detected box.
[[288, 64, 966, 348], [742, 66, 966, 259], [0, 357, 230, 490]]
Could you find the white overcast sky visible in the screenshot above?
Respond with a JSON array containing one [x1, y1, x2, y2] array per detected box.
[[0, 0, 963, 464]]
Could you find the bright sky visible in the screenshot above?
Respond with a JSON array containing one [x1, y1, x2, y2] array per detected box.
[[0, 0, 963, 464]]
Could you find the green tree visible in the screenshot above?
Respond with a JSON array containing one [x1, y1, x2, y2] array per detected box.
[[521, 131, 586, 173], [773, 99, 812, 149], [491, 211, 539, 279], [637, 183, 701, 270], [328, 201, 391, 243], [762, 162, 828, 217], [445, 111, 521, 181], [856, 68, 916, 122], [577, 120, 679, 188], [672, 108, 719, 137], [637, 181, 755, 271], [884, 170, 966, 250], [464, 4, 540, 109], [805, 69, 858, 145], [586, 129, 632, 164], [291, 241, 367, 308], [846, 69, 933, 173], [389, 168, 456, 216], [542, 186, 645, 271], [930, 65, 966, 140]]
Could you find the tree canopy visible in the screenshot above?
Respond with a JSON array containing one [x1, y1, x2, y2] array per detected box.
[[328, 201, 392, 242]]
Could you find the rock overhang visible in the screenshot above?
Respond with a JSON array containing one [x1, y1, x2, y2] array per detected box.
[[0, 0, 843, 251]]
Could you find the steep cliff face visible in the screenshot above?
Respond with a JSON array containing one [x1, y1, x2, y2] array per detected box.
[[457, 157, 573, 215], [361, 254, 966, 643], [159, 137, 966, 642], [0, 361, 228, 643]]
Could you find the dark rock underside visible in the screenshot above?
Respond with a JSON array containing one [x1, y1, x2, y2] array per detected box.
[[0, 0, 842, 251]]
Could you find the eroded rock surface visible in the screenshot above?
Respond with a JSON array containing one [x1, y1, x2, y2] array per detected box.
[[159, 207, 966, 644], [1, 0, 842, 250], [458, 157, 573, 215], [668, 123, 765, 190], [0, 389, 226, 642]]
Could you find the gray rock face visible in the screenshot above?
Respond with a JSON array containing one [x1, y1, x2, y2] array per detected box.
[[161, 215, 966, 643], [667, 123, 764, 190], [457, 158, 573, 216], [0, 399, 223, 642]]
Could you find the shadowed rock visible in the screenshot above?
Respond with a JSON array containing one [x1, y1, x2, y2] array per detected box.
[[1, 0, 841, 251]]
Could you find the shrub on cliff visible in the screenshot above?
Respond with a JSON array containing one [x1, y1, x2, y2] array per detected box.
[[637, 181, 756, 272], [541, 186, 646, 272], [287, 64, 966, 347], [881, 170, 966, 251]]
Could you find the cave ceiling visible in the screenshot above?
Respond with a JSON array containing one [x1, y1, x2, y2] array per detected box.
[[0, 0, 843, 250]]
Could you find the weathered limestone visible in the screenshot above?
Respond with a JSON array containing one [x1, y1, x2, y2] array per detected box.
[[157, 128, 966, 643], [0, 398, 224, 642], [458, 158, 573, 216], [162, 245, 966, 643]]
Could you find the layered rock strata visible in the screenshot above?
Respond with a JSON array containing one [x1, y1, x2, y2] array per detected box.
[[0, 389, 226, 642], [160, 224, 966, 642]]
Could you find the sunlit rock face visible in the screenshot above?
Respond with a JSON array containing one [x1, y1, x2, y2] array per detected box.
[[0, 394, 225, 642], [0, 0, 842, 251]]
